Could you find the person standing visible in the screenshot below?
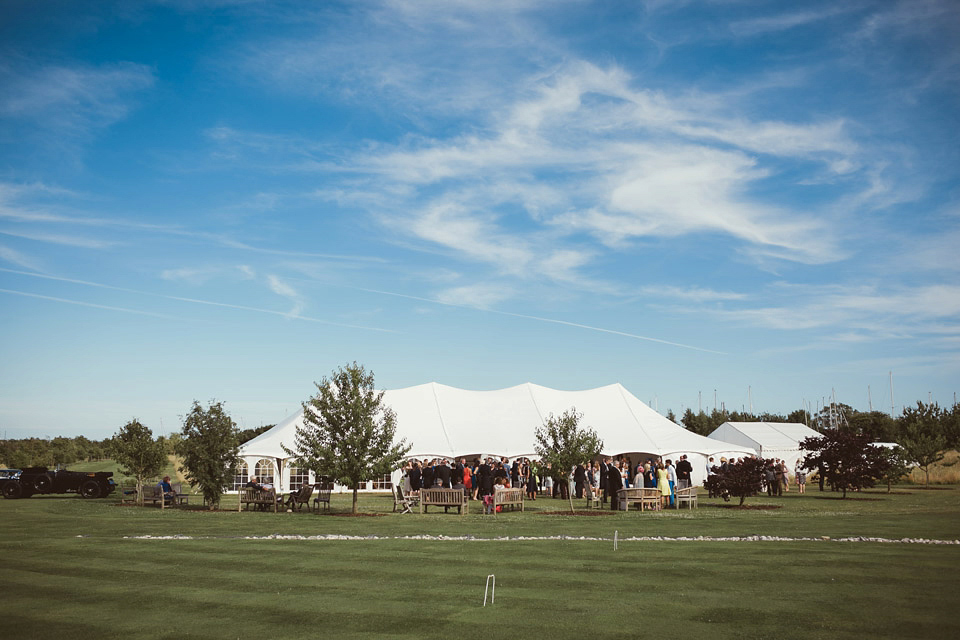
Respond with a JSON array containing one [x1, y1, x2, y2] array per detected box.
[[656, 461, 671, 509], [599, 458, 609, 504], [573, 464, 586, 499], [795, 459, 806, 495], [676, 455, 693, 490], [606, 458, 623, 510], [666, 459, 677, 507]]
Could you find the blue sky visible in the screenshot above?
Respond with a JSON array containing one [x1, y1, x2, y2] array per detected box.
[[1, 0, 958, 439]]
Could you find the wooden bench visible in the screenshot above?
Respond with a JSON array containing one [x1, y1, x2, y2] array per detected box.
[[419, 488, 468, 515], [312, 483, 333, 513], [618, 487, 662, 511], [675, 486, 698, 509], [492, 487, 524, 512], [120, 483, 184, 508], [238, 488, 278, 512]]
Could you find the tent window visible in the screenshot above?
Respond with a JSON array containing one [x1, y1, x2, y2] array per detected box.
[[254, 459, 274, 485], [289, 466, 309, 491], [233, 461, 249, 491], [371, 473, 391, 490]]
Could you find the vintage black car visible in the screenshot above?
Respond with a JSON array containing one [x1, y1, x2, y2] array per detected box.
[[1, 466, 115, 499]]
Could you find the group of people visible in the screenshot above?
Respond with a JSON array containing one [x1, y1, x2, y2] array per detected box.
[[703, 456, 808, 499], [399, 454, 698, 511], [401, 457, 542, 503]]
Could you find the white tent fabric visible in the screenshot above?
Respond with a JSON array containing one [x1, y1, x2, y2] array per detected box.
[[238, 382, 754, 492], [706, 421, 821, 475]]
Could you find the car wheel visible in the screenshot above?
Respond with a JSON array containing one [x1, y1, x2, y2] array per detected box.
[[2, 481, 23, 499], [80, 479, 101, 499], [33, 474, 53, 493]]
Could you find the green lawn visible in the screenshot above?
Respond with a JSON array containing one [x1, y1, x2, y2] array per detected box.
[[1, 485, 959, 639]]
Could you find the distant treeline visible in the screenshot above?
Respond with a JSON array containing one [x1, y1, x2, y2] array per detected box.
[[0, 424, 273, 469], [675, 401, 960, 447]]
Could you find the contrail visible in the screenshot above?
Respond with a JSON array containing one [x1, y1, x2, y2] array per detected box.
[[0, 288, 172, 319], [353, 286, 725, 354], [0, 267, 395, 333]]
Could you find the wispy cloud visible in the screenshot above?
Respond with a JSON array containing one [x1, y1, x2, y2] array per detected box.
[[0, 61, 154, 137], [729, 6, 861, 37], [0, 229, 115, 250], [0, 245, 43, 271], [266, 274, 304, 316]]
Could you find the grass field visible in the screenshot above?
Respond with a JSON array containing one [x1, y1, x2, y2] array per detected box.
[[2, 481, 959, 640]]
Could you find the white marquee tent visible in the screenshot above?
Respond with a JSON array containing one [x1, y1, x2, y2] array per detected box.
[[238, 382, 755, 493], [706, 421, 822, 475]]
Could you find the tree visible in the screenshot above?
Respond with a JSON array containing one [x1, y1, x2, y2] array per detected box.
[[800, 430, 891, 498], [681, 409, 713, 436], [110, 419, 167, 506], [286, 363, 411, 514], [877, 445, 912, 493], [533, 408, 603, 513], [175, 400, 240, 510], [703, 457, 765, 506], [898, 402, 948, 486]]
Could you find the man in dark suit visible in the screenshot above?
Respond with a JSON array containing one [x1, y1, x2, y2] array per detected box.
[[478, 458, 493, 497], [409, 461, 422, 492], [606, 458, 623, 510], [421, 460, 435, 490], [599, 459, 610, 503], [676, 455, 693, 489], [573, 464, 586, 499], [436, 459, 452, 489]]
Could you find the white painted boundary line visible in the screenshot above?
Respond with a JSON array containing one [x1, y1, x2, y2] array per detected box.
[[117, 534, 960, 545]]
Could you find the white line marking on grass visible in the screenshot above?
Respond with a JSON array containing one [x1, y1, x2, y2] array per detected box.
[[119, 534, 960, 545]]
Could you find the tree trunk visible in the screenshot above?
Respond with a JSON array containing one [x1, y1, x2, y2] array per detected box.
[[352, 486, 359, 513], [739, 494, 746, 506]]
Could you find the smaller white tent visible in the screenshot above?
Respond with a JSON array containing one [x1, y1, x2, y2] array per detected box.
[[707, 422, 821, 475]]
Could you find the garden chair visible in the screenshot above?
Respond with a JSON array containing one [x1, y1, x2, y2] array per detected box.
[[393, 484, 418, 514], [286, 484, 314, 511]]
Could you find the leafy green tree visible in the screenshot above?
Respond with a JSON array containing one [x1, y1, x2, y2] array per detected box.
[[849, 411, 898, 441], [681, 409, 713, 436], [943, 403, 960, 450], [703, 457, 765, 506], [534, 408, 603, 513], [787, 409, 811, 425], [800, 431, 891, 498], [175, 401, 241, 510], [898, 402, 948, 486], [111, 419, 167, 505], [877, 445, 912, 493], [286, 363, 411, 514]]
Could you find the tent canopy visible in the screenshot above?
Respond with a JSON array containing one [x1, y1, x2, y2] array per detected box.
[[240, 382, 754, 485]]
